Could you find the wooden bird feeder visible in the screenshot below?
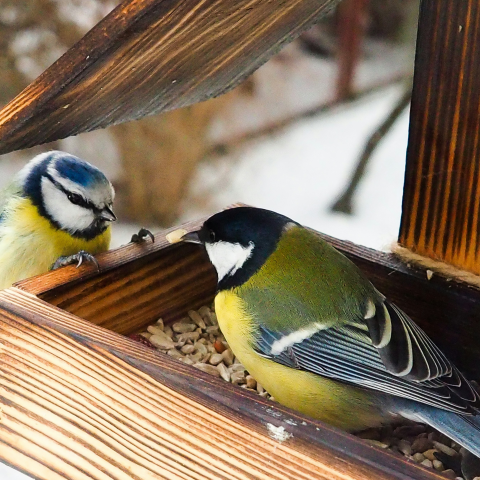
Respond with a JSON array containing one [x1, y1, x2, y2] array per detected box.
[[0, 1, 479, 479]]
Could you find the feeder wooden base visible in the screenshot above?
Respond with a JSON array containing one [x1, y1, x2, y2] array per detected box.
[[0, 209, 478, 480]]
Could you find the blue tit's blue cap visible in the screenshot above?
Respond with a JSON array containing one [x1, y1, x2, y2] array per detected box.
[[54, 154, 109, 187]]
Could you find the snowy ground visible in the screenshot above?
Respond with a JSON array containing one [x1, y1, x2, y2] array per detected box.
[[109, 83, 410, 251], [60, 82, 411, 251]]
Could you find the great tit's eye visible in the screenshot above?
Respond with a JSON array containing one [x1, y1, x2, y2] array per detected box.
[[209, 231, 216, 242], [67, 192, 85, 206]]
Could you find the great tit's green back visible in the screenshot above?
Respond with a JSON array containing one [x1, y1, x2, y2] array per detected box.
[[239, 225, 377, 332]]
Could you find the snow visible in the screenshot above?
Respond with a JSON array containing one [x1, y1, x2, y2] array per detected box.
[[180, 83, 410, 251], [209, 41, 412, 145], [0, 464, 33, 480]]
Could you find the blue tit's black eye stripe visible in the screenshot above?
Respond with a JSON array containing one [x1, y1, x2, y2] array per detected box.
[[43, 172, 98, 212], [67, 192, 88, 208]]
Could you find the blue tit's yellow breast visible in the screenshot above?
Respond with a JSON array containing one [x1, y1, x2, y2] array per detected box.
[[214, 290, 387, 431], [0, 197, 110, 289]]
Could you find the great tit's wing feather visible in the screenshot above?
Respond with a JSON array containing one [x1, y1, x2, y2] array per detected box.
[[247, 227, 453, 383], [243, 227, 480, 412], [366, 300, 450, 381], [255, 320, 480, 414], [367, 299, 478, 405]]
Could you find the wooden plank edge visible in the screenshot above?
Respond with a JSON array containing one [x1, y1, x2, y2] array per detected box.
[[0, 288, 443, 480], [12, 203, 480, 379], [14, 216, 207, 295]]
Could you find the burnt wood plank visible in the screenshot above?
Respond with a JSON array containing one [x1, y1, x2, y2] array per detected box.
[[0, 0, 340, 155], [15, 215, 480, 381], [15, 220, 217, 335], [0, 288, 444, 480], [400, 0, 480, 274]]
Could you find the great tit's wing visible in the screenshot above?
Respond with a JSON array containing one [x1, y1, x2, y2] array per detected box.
[[244, 227, 479, 413], [254, 297, 480, 415], [364, 298, 452, 381]]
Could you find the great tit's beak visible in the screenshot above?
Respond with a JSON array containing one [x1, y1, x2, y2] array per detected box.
[[181, 230, 202, 244], [99, 206, 117, 222]]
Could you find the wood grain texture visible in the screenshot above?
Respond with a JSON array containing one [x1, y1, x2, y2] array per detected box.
[[399, 0, 480, 274], [0, 0, 340, 155], [0, 288, 443, 480], [15, 219, 217, 335], [15, 212, 480, 381]]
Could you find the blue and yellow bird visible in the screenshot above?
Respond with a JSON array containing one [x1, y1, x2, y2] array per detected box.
[[182, 206, 480, 462], [0, 150, 116, 289]]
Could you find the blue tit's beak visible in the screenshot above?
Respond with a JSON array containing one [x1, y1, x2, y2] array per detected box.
[[99, 206, 117, 222], [181, 230, 202, 244]]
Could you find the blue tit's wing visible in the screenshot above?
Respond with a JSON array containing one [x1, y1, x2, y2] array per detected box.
[[0, 178, 22, 225], [253, 296, 480, 415]]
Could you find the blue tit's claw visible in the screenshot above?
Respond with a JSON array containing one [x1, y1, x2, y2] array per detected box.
[[131, 228, 155, 243], [51, 251, 100, 272]]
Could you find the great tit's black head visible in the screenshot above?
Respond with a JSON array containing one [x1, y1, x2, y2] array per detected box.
[[183, 207, 299, 290]]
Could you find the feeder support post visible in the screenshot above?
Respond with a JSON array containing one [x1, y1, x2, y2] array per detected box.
[[399, 0, 480, 274]]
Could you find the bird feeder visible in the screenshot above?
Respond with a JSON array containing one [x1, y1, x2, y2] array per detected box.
[[0, 1, 479, 479]]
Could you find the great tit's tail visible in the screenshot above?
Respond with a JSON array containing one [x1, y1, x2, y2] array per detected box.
[[403, 403, 480, 458]]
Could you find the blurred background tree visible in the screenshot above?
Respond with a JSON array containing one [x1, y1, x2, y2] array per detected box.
[[0, 0, 418, 227]]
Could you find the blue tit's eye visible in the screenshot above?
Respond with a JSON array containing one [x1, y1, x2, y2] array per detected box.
[[67, 192, 84, 206]]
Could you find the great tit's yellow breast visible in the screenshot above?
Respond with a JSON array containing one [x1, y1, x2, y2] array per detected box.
[[215, 289, 387, 431], [0, 197, 111, 289]]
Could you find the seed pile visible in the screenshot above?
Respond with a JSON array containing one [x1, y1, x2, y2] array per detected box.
[[132, 304, 469, 479], [133, 306, 272, 400]]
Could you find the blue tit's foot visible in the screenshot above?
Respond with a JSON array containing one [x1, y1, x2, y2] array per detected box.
[[131, 228, 154, 243], [51, 250, 100, 271]]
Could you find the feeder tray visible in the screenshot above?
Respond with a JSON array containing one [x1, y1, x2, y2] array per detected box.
[[1, 207, 478, 480]]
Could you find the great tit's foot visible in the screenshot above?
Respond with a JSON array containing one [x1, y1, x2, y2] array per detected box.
[[460, 448, 480, 480], [433, 451, 462, 475], [52, 250, 100, 271], [131, 228, 154, 243]]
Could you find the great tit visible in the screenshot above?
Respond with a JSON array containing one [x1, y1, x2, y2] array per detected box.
[[182, 206, 480, 459], [0, 151, 116, 289]]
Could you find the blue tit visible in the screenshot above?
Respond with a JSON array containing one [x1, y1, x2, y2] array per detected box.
[[0, 150, 116, 289], [182, 207, 480, 459]]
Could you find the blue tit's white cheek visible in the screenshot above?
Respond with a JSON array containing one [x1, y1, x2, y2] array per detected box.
[[41, 177, 95, 231], [205, 241, 255, 282]]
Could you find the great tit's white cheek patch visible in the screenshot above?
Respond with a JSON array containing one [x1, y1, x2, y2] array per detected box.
[[205, 241, 254, 282], [41, 178, 95, 231]]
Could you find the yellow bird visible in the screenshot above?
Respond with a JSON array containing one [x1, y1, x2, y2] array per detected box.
[[182, 207, 480, 465], [0, 151, 116, 289]]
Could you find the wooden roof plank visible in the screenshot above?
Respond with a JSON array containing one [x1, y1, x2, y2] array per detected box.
[[0, 0, 340, 154]]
